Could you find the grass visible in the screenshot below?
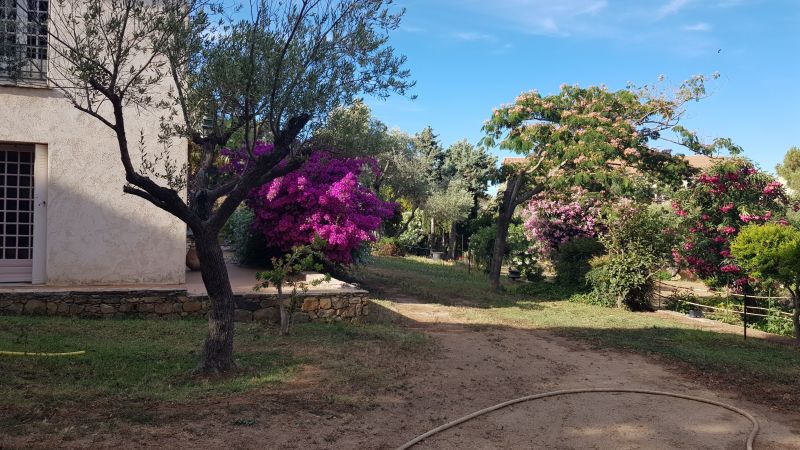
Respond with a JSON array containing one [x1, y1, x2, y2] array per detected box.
[[0, 315, 429, 432], [363, 256, 800, 396], [359, 255, 520, 305]]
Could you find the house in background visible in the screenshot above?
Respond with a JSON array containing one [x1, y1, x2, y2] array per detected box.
[[0, 0, 186, 285]]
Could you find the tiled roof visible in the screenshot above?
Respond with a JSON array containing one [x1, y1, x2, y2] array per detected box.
[[501, 154, 723, 170]]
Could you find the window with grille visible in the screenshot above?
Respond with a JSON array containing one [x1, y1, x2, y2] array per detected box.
[[0, 148, 34, 260], [0, 0, 48, 82]]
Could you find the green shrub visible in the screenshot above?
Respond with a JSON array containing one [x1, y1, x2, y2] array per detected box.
[[468, 222, 529, 273], [468, 224, 498, 271], [553, 237, 604, 287], [374, 237, 404, 256], [510, 251, 543, 282], [583, 206, 677, 310], [584, 245, 655, 310], [221, 207, 273, 266]]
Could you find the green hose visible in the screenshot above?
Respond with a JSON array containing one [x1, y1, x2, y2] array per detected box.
[[0, 350, 86, 356], [396, 388, 760, 450]]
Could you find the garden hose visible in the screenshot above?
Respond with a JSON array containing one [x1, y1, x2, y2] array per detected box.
[[0, 350, 86, 356], [396, 388, 760, 450]]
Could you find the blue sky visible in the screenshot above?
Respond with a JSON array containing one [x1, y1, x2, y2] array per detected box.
[[365, 0, 800, 174]]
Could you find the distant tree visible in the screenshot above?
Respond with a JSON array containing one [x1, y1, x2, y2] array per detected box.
[[413, 126, 446, 184], [424, 179, 473, 258], [49, 0, 413, 373], [731, 223, 800, 339], [776, 147, 800, 194], [481, 75, 740, 291], [442, 140, 497, 217]]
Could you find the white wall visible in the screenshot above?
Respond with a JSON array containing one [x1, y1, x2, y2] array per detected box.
[[0, 85, 187, 285]]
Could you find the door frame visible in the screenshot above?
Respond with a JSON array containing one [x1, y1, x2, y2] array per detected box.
[[32, 143, 47, 284]]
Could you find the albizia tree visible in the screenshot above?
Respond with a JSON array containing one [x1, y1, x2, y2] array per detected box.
[[223, 143, 395, 263], [481, 75, 740, 290], [673, 158, 791, 288]]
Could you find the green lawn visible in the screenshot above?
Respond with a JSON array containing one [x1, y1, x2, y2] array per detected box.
[[361, 256, 800, 397], [0, 316, 427, 432]]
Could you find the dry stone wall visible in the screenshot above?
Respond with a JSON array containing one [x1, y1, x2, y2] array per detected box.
[[0, 290, 370, 323]]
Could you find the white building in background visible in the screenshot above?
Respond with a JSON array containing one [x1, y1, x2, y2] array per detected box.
[[0, 0, 186, 285]]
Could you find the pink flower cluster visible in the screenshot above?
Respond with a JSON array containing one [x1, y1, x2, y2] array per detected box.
[[673, 160, 789, 286], [522, 188, 602, 259], [222, 142, 395, 263]]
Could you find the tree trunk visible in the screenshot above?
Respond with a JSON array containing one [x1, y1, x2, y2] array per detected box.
[[448, 222, 457, 260], [195, 231, 236, 374], [278, 285, 290, 336], [793, 295, 799, 341], [429, 217, 435, 255], [489, 176, 522, 291], [395, 206, 417, 236]]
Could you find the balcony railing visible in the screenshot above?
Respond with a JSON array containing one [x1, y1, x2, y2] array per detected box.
[[0, 0, 48, 83]]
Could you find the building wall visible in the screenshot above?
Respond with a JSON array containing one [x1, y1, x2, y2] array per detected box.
[[0, 85, 187, 285]]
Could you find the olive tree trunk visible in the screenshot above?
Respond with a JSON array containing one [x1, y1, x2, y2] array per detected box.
[[194, 230, 236, 374], [792, 293, 800, 341], [448, 222, 457, 260]]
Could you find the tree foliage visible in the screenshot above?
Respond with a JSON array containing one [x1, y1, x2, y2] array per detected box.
[[482, 76, 737, 199], [776, 147, 800, 194], [424, 179, 473, 227], [731, 223, 800, 339]]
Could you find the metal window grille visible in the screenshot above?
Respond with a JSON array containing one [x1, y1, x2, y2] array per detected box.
[[0, 0, 48, 82], [0, 148, 35, 261]]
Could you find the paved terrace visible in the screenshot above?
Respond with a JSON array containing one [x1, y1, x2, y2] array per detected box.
[[0, 262, 365, 296]]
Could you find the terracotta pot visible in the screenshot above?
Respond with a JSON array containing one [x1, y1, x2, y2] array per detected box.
[[186, 248, 201, 271]]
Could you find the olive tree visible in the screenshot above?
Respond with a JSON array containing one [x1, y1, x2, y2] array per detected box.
[[47, 0, 413, 373]]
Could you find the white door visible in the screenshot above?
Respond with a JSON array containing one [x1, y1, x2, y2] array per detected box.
[[0, 143, 34, 282]]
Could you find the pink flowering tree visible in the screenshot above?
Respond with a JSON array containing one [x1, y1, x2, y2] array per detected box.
[[481, 75, 742, 291], [522, 188, 603, 260], [673, 158, 791, 288], [223, 143, 396, 264]]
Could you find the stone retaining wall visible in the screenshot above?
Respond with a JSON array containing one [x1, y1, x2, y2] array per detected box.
[[0, 290, 370, 323]]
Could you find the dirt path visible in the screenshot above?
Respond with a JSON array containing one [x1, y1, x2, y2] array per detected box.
[[8, 300, 800, 449]]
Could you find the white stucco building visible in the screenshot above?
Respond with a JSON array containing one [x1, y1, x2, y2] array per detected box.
[[0, 0, 186, 285]]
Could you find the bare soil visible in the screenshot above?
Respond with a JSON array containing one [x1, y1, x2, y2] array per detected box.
[[4, 300, 800, 449]]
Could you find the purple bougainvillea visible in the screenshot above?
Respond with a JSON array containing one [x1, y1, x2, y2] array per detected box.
[[522, 188, 602, 260], [222, 142, 395, 263]]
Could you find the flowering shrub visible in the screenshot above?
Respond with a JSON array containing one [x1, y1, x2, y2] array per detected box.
[[673, 159, 790, 288], [222, 142, 395, 264], [522, 188, 602, 260]]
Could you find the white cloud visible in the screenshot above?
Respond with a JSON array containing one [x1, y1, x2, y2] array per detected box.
[[450, 0, 608, 36], [656, 0, 691, 19], [682, 22, 712, 31], [400, 25, 425, 34], [452, 31, 499, 43]]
